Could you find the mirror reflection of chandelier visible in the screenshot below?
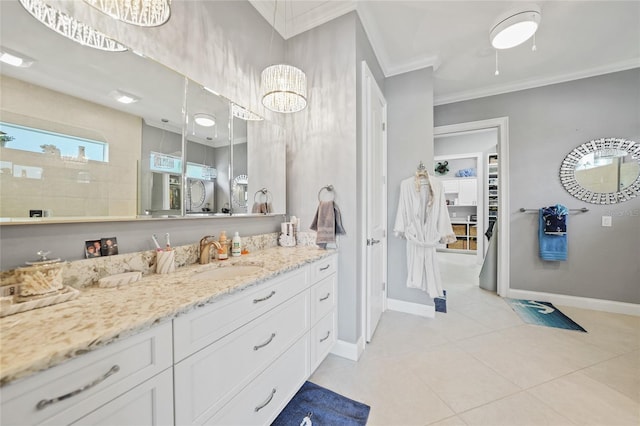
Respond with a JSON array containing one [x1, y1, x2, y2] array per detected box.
[[18, 0, 127, 52], [83, 0, 172, 27]]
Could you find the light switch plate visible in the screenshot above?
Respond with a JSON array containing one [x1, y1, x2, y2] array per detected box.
[[602, 216, 612, 227]]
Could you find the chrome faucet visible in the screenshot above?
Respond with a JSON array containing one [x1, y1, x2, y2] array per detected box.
[[199, 236, 222, 264]]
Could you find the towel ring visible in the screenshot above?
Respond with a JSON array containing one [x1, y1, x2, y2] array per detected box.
[[318, 185, 335, 202], [254, 188, 272, 203]]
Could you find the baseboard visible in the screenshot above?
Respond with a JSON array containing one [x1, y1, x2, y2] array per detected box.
[[386, 298, 436, 318], [508, 289, 640, 317], [330, 336, 365, 361]]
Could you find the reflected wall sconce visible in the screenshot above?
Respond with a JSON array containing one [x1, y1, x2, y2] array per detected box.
[[19, 0, 127, 52], [260, 0, 307, 113], [490, 4, 541, 75], [83, 0, 171, 27]]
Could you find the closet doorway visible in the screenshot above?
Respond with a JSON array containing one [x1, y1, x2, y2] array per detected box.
[[434, 118, 509, 297]]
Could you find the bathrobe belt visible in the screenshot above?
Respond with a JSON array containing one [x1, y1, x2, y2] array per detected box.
[[405, 233, 439, 248]]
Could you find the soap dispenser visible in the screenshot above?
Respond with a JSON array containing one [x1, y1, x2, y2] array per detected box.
[[232, 232, 242, 257], [217, 231, 229, 260]]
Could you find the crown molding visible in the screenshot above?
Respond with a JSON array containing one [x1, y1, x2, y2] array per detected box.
[[435, 58, 640, 106]]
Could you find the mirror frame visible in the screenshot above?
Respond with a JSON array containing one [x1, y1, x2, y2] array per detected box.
[[559, 137, 640, 204]]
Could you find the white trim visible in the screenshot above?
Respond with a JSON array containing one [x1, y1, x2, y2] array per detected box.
[[434, 117, 510, 297], [434, 59, 640, 106], [330, 337, 366, 361], [387, 298, 436, 318], [508, 289, 640, 317]]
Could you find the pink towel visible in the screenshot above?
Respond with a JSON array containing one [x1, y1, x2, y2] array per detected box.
[[311, 201, 336, 245]]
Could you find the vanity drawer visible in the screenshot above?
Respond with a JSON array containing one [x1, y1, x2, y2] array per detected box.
[[310, 273, 337, 325], [173, 267, 308, 362], [204, 334, 309, 426], [174, 290, 310, 425], [1, 322, 173, 426], [309, 254, 338, 284], [310, 310, 337, 373]]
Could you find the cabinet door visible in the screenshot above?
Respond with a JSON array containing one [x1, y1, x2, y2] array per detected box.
[[441, 179, 459, 194], [72, 369, 173, 426], [458, 179, 477, 205]]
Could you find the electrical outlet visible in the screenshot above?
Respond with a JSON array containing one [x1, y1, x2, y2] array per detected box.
[[602, 216, 612, 227], [0, 285, 18, 297]]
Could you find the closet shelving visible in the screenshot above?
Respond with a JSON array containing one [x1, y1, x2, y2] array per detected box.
[[434, 153, 483, 254], [488, 154, 498, 228]]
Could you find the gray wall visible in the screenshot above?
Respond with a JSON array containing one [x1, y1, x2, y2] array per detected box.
[[286, 13, 359, 343], [435, 69, 640, 304], [386, 67, 435, 304]]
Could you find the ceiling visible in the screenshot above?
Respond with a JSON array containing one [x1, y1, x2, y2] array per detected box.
[[249, 0, 640, 105]]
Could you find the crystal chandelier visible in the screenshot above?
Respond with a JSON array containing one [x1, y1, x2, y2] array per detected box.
[[261, 64, 307, 113], [19, 0, 127, 52], [83, 0, 171, 27], [260, 1, 307, 113]]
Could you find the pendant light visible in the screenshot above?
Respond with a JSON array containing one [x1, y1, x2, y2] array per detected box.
[[260, 0, 307, 113], [83, 0, 171, 27]]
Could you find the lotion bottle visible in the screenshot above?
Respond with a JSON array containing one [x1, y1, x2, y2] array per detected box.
[[232, 232, 242, 257], [217, 231, 228, 260]]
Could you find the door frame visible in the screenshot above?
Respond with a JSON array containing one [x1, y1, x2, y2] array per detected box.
[[434, 117, 510, 297], [360, 60, 388, 343]]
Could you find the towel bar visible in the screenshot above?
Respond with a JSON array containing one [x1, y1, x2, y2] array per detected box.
[[519, 207, 589, 213], [318, 185, 335, 201]]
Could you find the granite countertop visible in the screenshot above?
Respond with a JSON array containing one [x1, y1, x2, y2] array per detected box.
[[0, 246, 334, 386]]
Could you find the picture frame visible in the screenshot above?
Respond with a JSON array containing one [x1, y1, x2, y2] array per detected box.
[[101, 237, 119, 256], [85, 240, 102, 258]]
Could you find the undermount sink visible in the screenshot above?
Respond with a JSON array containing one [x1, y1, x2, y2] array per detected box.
[[191, 264, 264, 281]]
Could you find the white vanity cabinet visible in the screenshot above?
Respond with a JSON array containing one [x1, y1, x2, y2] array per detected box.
[[174, 254, 338, 426], [0, 322, 173, 426]]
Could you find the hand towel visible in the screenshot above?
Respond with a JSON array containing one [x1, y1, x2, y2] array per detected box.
[[542, 204, 568, 234], [539, 209, 567, 261], [251, 202, 273, 214], [310, 201, 335, 248]]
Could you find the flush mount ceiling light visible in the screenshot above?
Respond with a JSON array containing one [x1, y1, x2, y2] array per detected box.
[[83, 0, 171, 27], [194, 113, 216, 127], [260, 0, 307, 113], [0, 47, 35, 68], [232, 103, 264, 121], [19, 0, 127, 52], [490, 5, 541, 49], [110, 89, 140, 104]]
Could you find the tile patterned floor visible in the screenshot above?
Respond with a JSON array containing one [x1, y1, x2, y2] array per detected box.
[[310, 253, 640, 425]]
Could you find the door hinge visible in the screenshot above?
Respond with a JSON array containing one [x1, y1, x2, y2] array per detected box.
[[382, 122, 386, 131], [382, 282, 386, 291]]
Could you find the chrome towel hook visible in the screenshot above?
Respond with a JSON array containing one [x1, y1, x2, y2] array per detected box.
[[318, 185, 335, 201]]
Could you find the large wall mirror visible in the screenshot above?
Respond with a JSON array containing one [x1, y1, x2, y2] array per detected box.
[[560, 137, 640, 204], [0, 0, 285, 223]]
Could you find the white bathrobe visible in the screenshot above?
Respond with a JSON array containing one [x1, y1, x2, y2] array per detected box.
[[393, 175, 456, 298]]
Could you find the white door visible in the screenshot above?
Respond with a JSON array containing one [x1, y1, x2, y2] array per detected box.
[[362, 61, 387, 342]]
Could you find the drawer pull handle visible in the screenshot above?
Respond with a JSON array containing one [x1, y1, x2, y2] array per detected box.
[[319, 293, 331, 302], [254, 333, 276, 351], [254, 388, 277, 412], [319, 264, 331, 271], [320, 331, 331, 342], [253, 291, 276, 304], [36, 365, 120, 410]]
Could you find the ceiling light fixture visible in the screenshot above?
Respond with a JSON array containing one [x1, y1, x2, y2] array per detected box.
[[490, 5, 541, 49], [0, 47, 35, 68], [83, 0, 171, 27], [194, 113, 216, 127], [110, 89, 140, 104], [260, 0, 307, 113], [19, 0, 127, 52]]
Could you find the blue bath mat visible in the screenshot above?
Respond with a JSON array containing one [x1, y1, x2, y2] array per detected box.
[[506, 299, 586, 332], [272, 381, 370, 426], [435, 290, 447, 313]]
